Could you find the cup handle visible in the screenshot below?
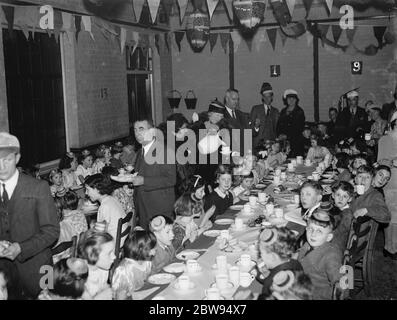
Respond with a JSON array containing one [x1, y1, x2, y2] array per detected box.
[[250, 274, 255, 280]]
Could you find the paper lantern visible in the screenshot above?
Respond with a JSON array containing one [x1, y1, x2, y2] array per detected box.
[[186, 10, 210, 52], [167, 90, 182, 109], [233, 0, 266, 29]]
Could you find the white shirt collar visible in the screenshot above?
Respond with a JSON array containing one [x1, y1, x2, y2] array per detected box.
[[340, 205, 350, 210], [215, 187, 230, 199], [225, 106, 234, 117], [143, 139, 155, 156], [0, 169, 19, 199]]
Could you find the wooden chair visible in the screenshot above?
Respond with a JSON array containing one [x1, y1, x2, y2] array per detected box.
[[114, 211, 134, 264], [343, 216, 379, 297], [51, 235, 78, 257]]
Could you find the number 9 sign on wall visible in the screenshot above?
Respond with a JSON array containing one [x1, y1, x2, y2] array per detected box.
[[351, 61, 363, 75]]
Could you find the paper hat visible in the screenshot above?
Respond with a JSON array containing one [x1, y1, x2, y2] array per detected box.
[[319, 201, 333, 212], [150, 216, 166, 231], [0, 132, 20, 157], [283, 89, 298, 99], [55, 187, 67, 197], [66, 258, 88, 276], [82, 149, 91, 157], [272, 270, 295, 292], [346, 91, 359, 99], [260, 82, 273, 95], [259, 228, 278, 246], [208, 100, 226, 114]]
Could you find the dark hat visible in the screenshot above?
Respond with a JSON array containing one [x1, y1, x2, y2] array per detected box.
[[208, 99, 225, 114], [260, 82, 273, 95]]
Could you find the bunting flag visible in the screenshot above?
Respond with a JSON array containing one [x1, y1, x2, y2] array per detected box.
[[278, 28, 287, 46], [177, 0, 188, 24], [164, 32, 171, 52], [244, 34, 254, 51], [317, 24, 330, 46], [132, 31, 140, 54], [230, 31, 241, 53], [306, 31, 313, 47], [2, 6, 15, 36], [220, 33, 230, 53], [53, 10, 63, 42], [0, 6, 5, 24], [133, 0, 145, 22], [209, 33, 218, 52], [82, 16, 94, 40], [148, 0, 161, 23], [120, 27, 127, 53], [14, 6, 36, 39], [373, 26, 387, 48], [154, 34, 160, 54], [266, 28, 277, 50], [163, 0, 174, 20], [346, 27, 356, 44], [75, 15, 82, 42], [62, 12, 74, 43], [302, 0, 314, 17], [174, 31, 185, 51], [331, 24, 342, 44], [285, 0, 296, 17], [254, 28, 266, 52], [324, 0, 333, 15], [223, 0, 233, 22], [207, 0, 219, 20]]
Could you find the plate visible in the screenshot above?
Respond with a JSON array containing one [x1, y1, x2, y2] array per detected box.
[[215, 218, 234, 225], [322, 173, 334, 179], [229, 224, 248, 232], [229, 205, 244, 211], [256, 184, 267, 189], [110, 173, 137, 183], [163, 263, 186, 273], [148, 273, 176, 285], [172, 281, 196, 291], [235, 260, 256, 271], [203, 230, 221, 237], [321, 178, 335, 184], [176, 250, 200, 261]]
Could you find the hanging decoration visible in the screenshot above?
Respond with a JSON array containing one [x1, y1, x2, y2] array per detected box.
[[232, 0, 266, 29], [177, 0, 189, 24], [167, 90, 182, 109], [207, 0, 220, 20], [280, 21, 306, 38], [132, 0, 145, 22], [184, 90, 198, 110], [331, 24, 342, 44], [285, 0, 296, 17], [219, 32, 230, 53], [174, 31, 185, 51], [148, 0, 161, 23], [223, 0, 234, 22], [302, 0, 314, 18], [266, 28, 277, 50], [186, 9, 210, 52], [209, 33, 219, 52], [324, 0, 333, 15]]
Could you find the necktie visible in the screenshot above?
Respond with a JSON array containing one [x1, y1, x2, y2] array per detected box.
[[265, 105, 268, 116], [1, 184, 9, 206], [232, 110, 236, 119]]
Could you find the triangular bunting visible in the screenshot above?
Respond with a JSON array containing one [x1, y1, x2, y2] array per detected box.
[[0, 6, 5, 23], [209, 33, 218, 52], [163, 0, 174, 20], [285, 0, 296, 17], [53, 10, 63, 42], [254, 29, 266, 52], [305, 31, 313, 47], [302, 0, 314, 17], [149, 34, 156, 50], [120, 28, 127, 54], [266, 28, 277, 50], [244, 35, 254, 51], [324, 0, 333, 15], [223, 0, 233, 22], [278, 28, 287, 46], [133, 0, 145, 22], [373, 26, 387, 48], [331, 25, 342, 44], [2, 6, 15, 36], [148, 0, 161, 23], [164, 33, 170, 52], [177, 0, 188, 24], [346, 27, 356, 44], [317, 24, 330, 46], [174, 31, 185, 52], [75, 15, 82, 42], [62, 12, 72, 30], [230, 31, 241, 53], [20, 25, 29, 40], [82, 16, 95, 40], [207, 0, 219, 20], [220, 33, 230, 53], [132, 31, 140, 54]]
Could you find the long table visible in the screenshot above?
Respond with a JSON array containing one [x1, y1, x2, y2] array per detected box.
[[141, 163, 317, 300]]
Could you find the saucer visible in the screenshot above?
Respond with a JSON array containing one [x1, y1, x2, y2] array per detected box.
[[203, 230, 221, 237], [215, 218, 234, 225], [229, 224, 248, 232], [172, 281, 196, 291], [148, 273, 176, 285], [256, 184, 267, 189], [236, 260, 256, 271], [163, 263, 186, 273], [211, 282, 235, 290], [176, 250, 200, 261]]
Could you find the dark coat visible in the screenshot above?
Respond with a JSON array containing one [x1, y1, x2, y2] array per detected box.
[[277, 106, 305, 156], [335, 106, 368, 138], [134, 141, 176, 228], [0, 173, 60, 298], [381, 101, 397, 122], [250, 104, 280, 150], [223, 108, 251, 154]]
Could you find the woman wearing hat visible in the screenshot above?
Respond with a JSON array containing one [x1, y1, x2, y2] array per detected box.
[[276, 90, 306, 157]]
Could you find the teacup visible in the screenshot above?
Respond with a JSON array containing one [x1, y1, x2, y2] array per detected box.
[[240, 254, 252, 267], [243, 204, 251, 214], [356, 185, 365, 195], [240, 272, 255, 288], [275, 168, 282, 176], [273, 176, 281, 185], [186, 260, 200, 274], [216, 255, 228, 270], [205, 288, 221, 300], [294, 194, 300, 204], [274, 208, 284, 218], [288, 163, 294, 172], [258, 192, 267, 203], [229, 266, 240, 287], [215, 274, 229, 289], [178, 275, 191, 290], [365, 133, 371, 141], [305, 159, 312, 166], [234, 218, 244, 230], [220, 230, 230, 240], [265, 203, 274, 215], [296, 156, 303, 164], [249, 196, 258, 206], [312, 173, 320, 181], [291, 159, 297, 167], [222, 146, 231, 154]]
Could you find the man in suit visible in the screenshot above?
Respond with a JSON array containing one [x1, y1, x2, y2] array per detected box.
[[130, 119, 176, 228], [335, 91, 368, 138], [250, 82, 280, 150], [381, 90, 397, 122], [223, 89, 251, 155], [0, 132, 59, 299]]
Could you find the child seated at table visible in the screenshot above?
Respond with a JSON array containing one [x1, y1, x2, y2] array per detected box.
[[330, 181, 354, 252], [78, 230, 115, 300], [49, 169, 67, 198], [350, 165, 391, 224], [204, 165, 237, 222], [149, 215, 176, 274], [266, 141, 287, 168], [232, 171, 255, 201], [93, 146, 111, 174], [306, 134, 331, 164], [256, 227, 303, 300], [372, 165, 391, 198], [112, 230, 157, 300], [189, 175, 215, 230], [76, 151, 94, 185], [298, 210, 342, 300], [268, 270, 313, 300], [38, 258, 89, 300], [349, 154, 369, 177], [300, 181, 323, 219], [172, 193, 199, 253], [332, 152, 352, 182], [110, 143, 124, 170], [59, 152, 79, 190]]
